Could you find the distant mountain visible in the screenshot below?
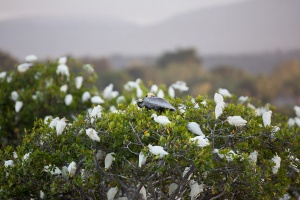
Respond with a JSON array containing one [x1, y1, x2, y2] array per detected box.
[[0, 0, 299, 58]]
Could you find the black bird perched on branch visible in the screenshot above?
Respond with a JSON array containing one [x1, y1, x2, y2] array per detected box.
[[137, 93, 176, 112]]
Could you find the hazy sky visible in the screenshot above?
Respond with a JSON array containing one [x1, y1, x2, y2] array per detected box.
[[0, 0, 249, 25]]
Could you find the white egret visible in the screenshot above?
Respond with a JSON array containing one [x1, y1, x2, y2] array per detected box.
[[13, 151, 18, 159], [0, 71, 7, 79], [172, 81, 189, 92], [64, 94, 73, 106], [49, 117, 59, 128], [189, 180, 204, 200], [288, 118, 295, 127], [139, 186, 147, 200], [214, 93, 224, 104], [238, 96, 248, 103], [23, 152, 31, 161], [215, 102, 225, 119], [138, 152, 147, 168], [44, 116, 52, 124], [136, 86, 143, 98], [11, 91, 19, 101], [262, 110, 272, 127], [189, 136, 210, 147], [255, 107, 268, 116], [44, 165, 62, 175], [61, 166, 68, 179], [294, 106, 300, 117], [157, 89, 164, 98], [75, 76, 83, 89], [124, 81, 137, 91], [248, 150, 258, 164], [25, 54, 38, 62], [148, 144, 169, 158], [56, 118, 67, 135], [201, 100, 207, 106], [295, 117, 300, 127], [58, 56, 67, 64], [103, 83, 119, 100], [60, 84, 68, 93], [4, 160, 14, 167], [217, 150, 237, 161], [56, 64, 70, 77], [178, 104, 186, 114], [271, 154, 281, 174], [86, 128, 100, 142], [227, 116, 247, 127], [150, 84, 158, 94], [90, 105, 102, 123], [247, 103, 256, 110], [218, 88, 232, 97], [187, 122, 204, 136], [82, 91, 91, 103], [18, 63, 32, 73], [105, 152, 115, 170], [7, 75, 12, 83], [68, 161, 77, 176], [168, 86, 175, 98], [116, 95, 125, 104], [40, 190, 45, 199], [191, 98, 200, 109], [95, 150, 106, 161], [91, 96, 104, 104], [15, 101, 23, 113], [107, 187, 118, 200], [169, 183, 178, 196], [151, 114, 171, 126], [83, 64, 94, 73]]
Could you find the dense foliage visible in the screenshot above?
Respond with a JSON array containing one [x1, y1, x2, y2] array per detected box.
[[1, 57, 300, 199]]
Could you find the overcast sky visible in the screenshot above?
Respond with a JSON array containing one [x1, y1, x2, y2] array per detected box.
[[0, 0, 249, 25]]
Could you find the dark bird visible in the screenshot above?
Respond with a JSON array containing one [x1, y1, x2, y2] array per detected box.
[[137, 93, 176, 111]]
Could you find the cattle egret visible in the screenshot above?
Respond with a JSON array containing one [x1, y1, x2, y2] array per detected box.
[[0, 71, 7, 79], [49, 117, 59, 128], [168, 86, 175, 98], [44, 165, 62, 175], [7, 75, 12, 83], [136, 86, 143, 98], [218, 88, 232, 97], [189, 136, 210, 147], [139, 186, 147, 200], [90, 105, 102, 123], [227, 116, 247, 127], [68, 161, 77, 176], [150, 84, 158, 94], [294, 106, 300, 117], [58, 56, 67, 64], [148, 144, 169, 158], [262, 110, 272, 127], [214, 93, 224, 104], [255, 107, 268, 116], [18, 63, 32, 73], [295, 118, 300, 127], [13, 152, 18, 159], [61, 166, 68, 179], [157, 89, 164, 98], [91, 96, 104, 104], [238, 96, 248, 103], [75, 76, 83, 89], [86, 128, 100, 142], [139, 152, 147, 168], [288, 118, 295, 127], [11, 91, 19, 101], [215, 102, 225, 119], [64, 94, 73, 106], [138, 96, 175, 111], [271, 154, 281, 174], [15, 101, 23, 113], [247, 103, 256, 110], [169, 183, 178, 196], [190, 180, 204, 200], [116, 96, 125, 104], [23, 152, 31, 161], [124, 81, 137, 91], [151, 114, 171, 126], [4, 160, 14, 167], [56, 64, 70, 77], [82, 91, 91, 103], [191, 98, 200, 109], [105, 153, 115, 170], [56, 118, 67, 135], [25, 55, 38, 62], [83, 64, 94, 73], [217, 150, 237, 161], [249, 150, 258, 164], [201, 100, 207, 106], [107, 187, 118, 200], [172, 81, 189, 92], [103, 83, 119, 100], [187, 122, 204, 136], [60, 84, 68, 93]]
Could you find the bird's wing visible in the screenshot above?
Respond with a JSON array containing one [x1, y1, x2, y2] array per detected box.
[[144, 97, 176, 110]]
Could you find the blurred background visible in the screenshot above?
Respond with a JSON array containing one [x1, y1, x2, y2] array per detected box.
[[1, 0, 300, 115]]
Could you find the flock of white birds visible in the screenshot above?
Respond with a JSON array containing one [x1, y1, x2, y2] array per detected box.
[[2, 55, 300, 199]]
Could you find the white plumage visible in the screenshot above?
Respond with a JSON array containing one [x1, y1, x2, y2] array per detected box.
[[56, 118, 67, 135], [18, 63, 32, 73], [189, 136, 210, 147], [91, 96, 105, 104], [103, 83, 119, 100], [157, 89, 164, 98], [11, 91, 19, 101], [215, 102, 225, 119], [107, 187, 118, 200], [58, 56, 67, 64], [4, 160, 14, 167], [238, 96, 248, 103], [68, 161, 77, 176], [15, 101, 23, 113], [288, 118, 295, 127], [105, 152, 115, 170], [227, 116, 247, 127], [172, 81, 189, 92], [82, 91, 91, 103], [60, 84, 68, 93], [136, 86, 143, 98], [139, 186, 147, 200], [151, 114, 170, 126], [214, 93, 224, 104], [90, 105, 102, 123], [187, 122, 204, 136], [64, 94, 73, 106], [262, 110, 272, 127], [168, 86, 175, 98], [294, 106, 300, 117], [138, 152, 147, 168], [150, 84, 158, 94], [25, 54, 38, 62], [148, 144, 169, 158], [56, 64, 70, 77], [248, 150, 258, 164], [189, 180, 204, 200], [75, 76, 83, 89], [218, 88, 232, 97], [271, 154, 281, 174], [295, 117, 300, 127], [86, 128, 100, 142]]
